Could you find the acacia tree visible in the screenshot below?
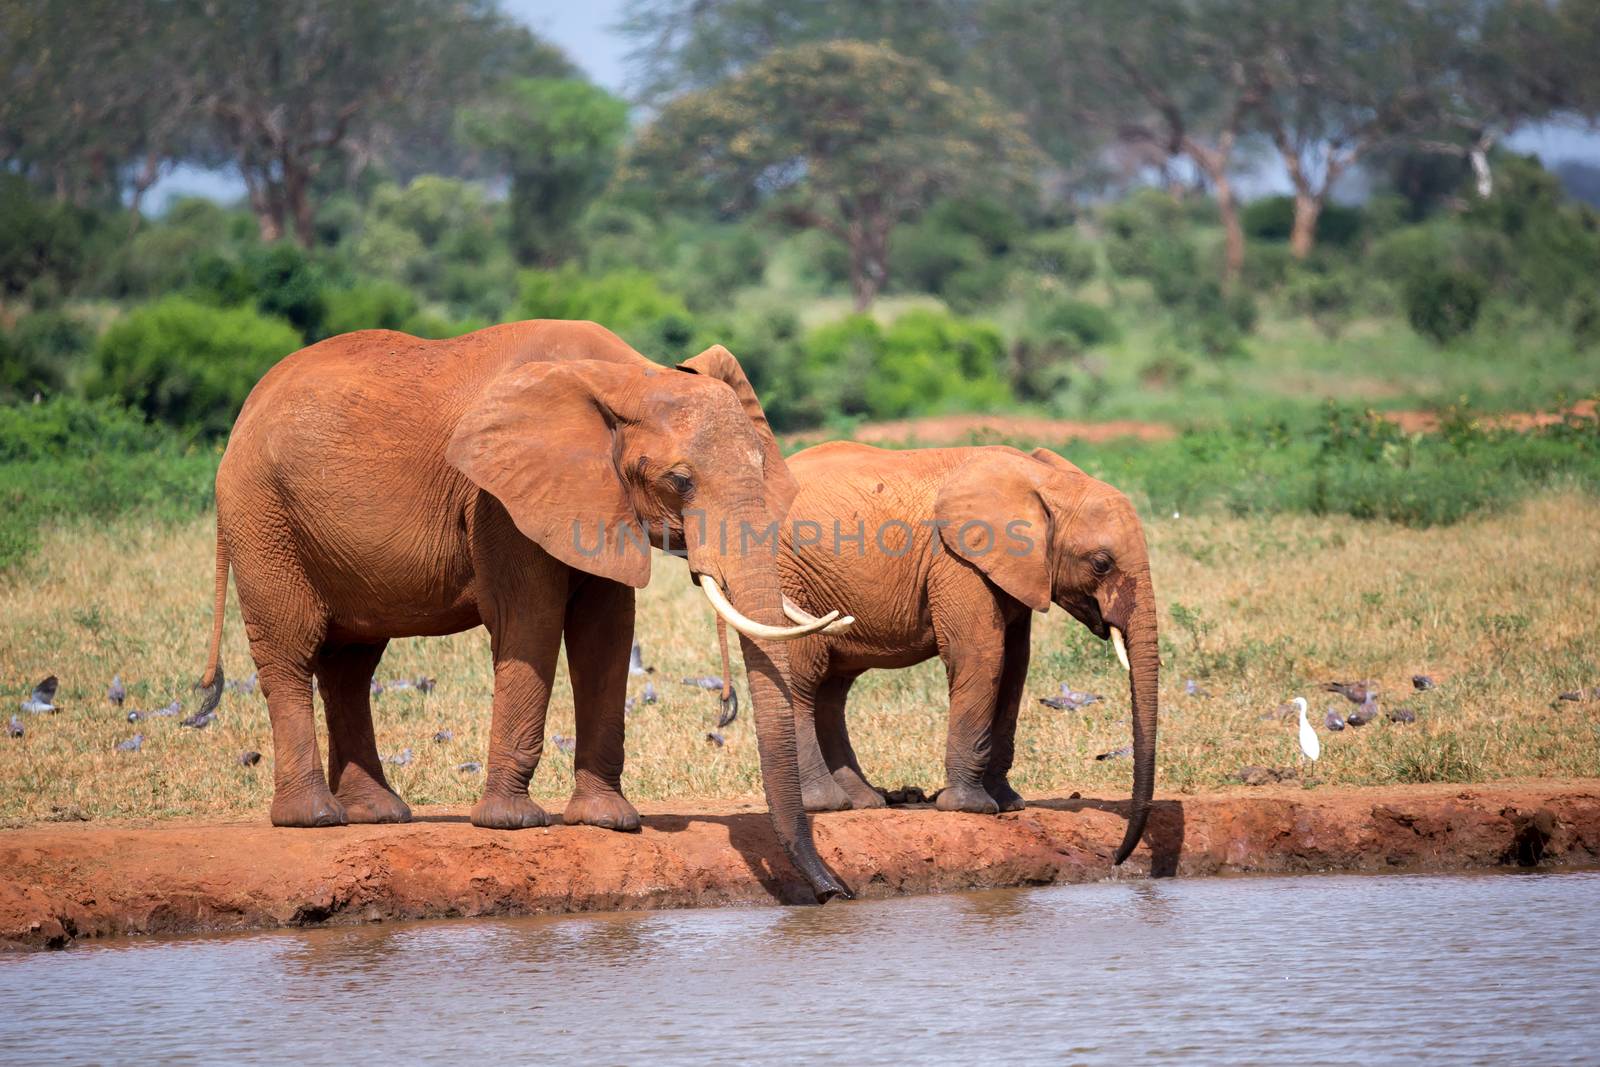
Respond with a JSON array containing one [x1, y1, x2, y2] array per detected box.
[[458, 78, 629, 265], [625, 41, 1039, 310], [981, 0, 1263, 286], [1245, 0, 1446, 259]]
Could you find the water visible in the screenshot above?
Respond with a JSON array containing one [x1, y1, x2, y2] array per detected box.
[[2, 870, 1597, 1065]]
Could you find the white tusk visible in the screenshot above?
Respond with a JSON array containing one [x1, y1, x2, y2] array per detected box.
[[699, 575, 842, 641], [1111, 626, 1131, 672], [782, 595, 856, 635]]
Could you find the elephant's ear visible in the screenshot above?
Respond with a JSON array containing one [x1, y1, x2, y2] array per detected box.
[[1030, 447, 1087, 476], [677, 345, 799, 523], [934, 449, 1053, 613], [446, 360, 651, 589]]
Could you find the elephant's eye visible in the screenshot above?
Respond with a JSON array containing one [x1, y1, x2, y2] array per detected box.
[[1090, 552, 1114, 577], [664, 471, 694, 497]]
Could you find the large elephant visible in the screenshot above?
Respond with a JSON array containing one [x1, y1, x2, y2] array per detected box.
[[773, 442, 1159, 865], [193, 319, 853, 901]]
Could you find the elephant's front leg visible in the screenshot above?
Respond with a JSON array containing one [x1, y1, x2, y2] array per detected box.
[[472, 582, 566, 830], [560, 575, 641, 831], [983, 614, 1032, 813], [931, 581, 1008, 814]]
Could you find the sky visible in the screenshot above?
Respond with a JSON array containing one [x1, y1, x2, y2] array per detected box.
[[150, 1, 1599, 208]]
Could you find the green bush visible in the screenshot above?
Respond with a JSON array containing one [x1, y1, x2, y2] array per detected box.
[[518, 266, 696, 358], [1405, 268, 1486, 344], [243, 244, 328, 339], [323, 281, 421, 335], [0, 310, 94, 397], [1020, 228, 1098, 288], [941, 258, 1014, 313], [925, 196, 1024, 255], [85, 297, 302, 434], [805, 310, 1010, 420], [1285, 270, 1358, 338], [0, 396, 218, 570], [889, 222, 986, 296]]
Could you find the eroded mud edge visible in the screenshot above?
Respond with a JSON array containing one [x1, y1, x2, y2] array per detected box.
[[3, 780, 1596, 951]]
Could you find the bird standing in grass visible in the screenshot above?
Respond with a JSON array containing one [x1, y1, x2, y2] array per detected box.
[[20, 676, 57, 714], [6, 716, 21, 738], [1294, 697, 1320, 774], [108, 675, 125, 707]]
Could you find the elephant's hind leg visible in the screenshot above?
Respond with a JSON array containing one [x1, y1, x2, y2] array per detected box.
[[560, 576, 641, 831], [318, 640, 411, 824], [233, 551, 344, 828]]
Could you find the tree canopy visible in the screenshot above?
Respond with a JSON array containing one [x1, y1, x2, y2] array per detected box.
[[625, 40, 1041, 308]]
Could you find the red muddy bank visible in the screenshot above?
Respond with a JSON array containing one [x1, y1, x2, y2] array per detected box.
[[3, 780, 1596, 952]]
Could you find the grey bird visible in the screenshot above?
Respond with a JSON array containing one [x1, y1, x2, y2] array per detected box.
[[225, 673, 259, 694], [179, 709, 215, 729], [641, 682, 659, 705], [239, 750, 262, 766], [1325, 709, 1345, 731], [623, 697, 637, 714], [1346, 696, 1378, 727], [681, 676, 726, 691], [1040, 684, 1101, 711], [629, 643, 653, 676], [1557, 687, 1598, 703], [384, 747, 413, 767], [551, 734, 576, 755], [370, 679, 385, 696], [1184, 678, 1213, 697], [152, 699, 182, 717], [432, 729, 453, 743], [1095, 744, 1133, 761], [414, 676, 436, 694], [705, 731, 725, 747], [1323, 680, 1377, 704], [108, 675, 125, 707], [126, 709, 142, 723], [1412, 675, 1435, 691], [20, 675, 58, 714], [6, 715, 21, 738], [1387, 707, 1417, 724], [116, 733, 144, 752], [457, 761, 482, 774]]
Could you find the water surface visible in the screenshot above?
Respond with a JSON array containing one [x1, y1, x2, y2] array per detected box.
[[3, 870, 1597, 1065]]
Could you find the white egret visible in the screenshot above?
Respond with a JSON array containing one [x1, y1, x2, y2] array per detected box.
[[1294, 697, 1320, 769]]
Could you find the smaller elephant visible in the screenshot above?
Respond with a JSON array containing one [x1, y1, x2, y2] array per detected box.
[[770, 442, 1160, 863]]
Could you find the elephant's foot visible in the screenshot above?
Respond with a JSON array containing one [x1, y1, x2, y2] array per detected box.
[[802, 774, 854, 812], [832, 766, 886, 809], [562, 789, 641, 832], [471, 792, 551, 829], [936, 781, 1000, 815], [335, 774, 413, 824], [271, 784, 348, 828], [985, 776, 1026, 813]]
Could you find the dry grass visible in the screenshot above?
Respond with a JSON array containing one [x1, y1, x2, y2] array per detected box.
[[2, 493, 1598, 823]]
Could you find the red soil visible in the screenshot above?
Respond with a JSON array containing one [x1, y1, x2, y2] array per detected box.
[[3, 780, 1595, 951], [1380, 399, 1596, 434], [785, 413, 1175, 449]]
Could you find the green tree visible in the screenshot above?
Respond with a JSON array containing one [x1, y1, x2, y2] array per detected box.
[[626, 41, 1040, 310], [459, 78, 629, 265]]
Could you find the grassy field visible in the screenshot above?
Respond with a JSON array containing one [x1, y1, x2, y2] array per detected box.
[[2, 490, 1596, 824]]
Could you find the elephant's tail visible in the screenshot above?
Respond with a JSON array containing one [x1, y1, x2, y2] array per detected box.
[[194, 521, 229, 717]]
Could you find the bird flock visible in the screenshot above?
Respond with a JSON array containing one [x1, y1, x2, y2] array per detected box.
[[6, 642, 744, 783]]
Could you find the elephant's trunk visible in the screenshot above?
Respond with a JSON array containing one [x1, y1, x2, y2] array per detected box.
[[718, 547, 852, 903], [1113, 575, 1160, 865]]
